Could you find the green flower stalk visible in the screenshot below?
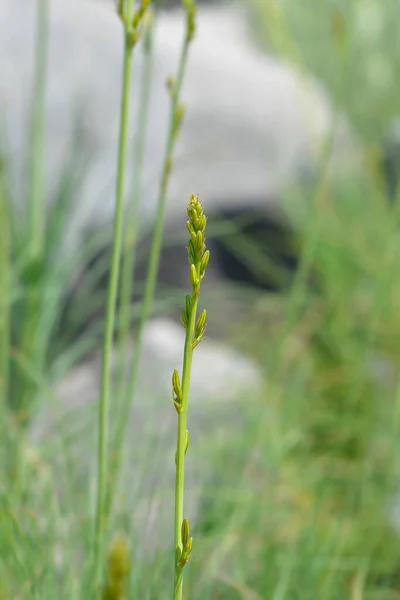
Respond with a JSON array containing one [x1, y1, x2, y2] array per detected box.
[[173, 194, 209, 600], [94, 0, 150, 586]]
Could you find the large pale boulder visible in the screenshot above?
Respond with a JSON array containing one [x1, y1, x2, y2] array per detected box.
[[0, 0, 359, 251]]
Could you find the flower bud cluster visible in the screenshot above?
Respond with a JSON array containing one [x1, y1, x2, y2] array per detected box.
[[117, 0, 151, 48], [102, 536, 130, 600], [186, 194, 209, 297]]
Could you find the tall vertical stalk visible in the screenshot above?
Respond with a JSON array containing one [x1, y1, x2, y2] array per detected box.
[[94, 0, 150, 584], [172, 195, 209, 599], [107, 0, 197, 519], [117, 5, 157, 391]]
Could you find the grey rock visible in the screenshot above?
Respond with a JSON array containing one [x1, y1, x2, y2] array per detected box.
[[0, 0, 360, 253]]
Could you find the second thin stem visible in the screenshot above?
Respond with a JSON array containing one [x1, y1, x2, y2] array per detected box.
[[94, 15, 135, 585]]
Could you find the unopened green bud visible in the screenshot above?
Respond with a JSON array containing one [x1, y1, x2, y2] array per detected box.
[[190, 230, 198, 249], [181, 518, 190, 546], [107, 535, 130, 581], [196, 231, 204, 253], [184, 429, 189, 454], [166, 75, 175, 94], [188, 239, 196, 265], [177, 527, 193, 568], [133, 0, 150, 28], [195, 310, 207, 339], [190, 213, 199, 231], [172, 368, 183, 412], [172, 369, 181, 394], [190, 264, 198, 288], [200, 250, 210, 277], [187, 221, 194, 236], [181, 308, 188, 328]]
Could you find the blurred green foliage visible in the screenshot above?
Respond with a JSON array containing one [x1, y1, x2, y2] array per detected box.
[[4, 1, 400, 598], [249, 0, 400, 142]]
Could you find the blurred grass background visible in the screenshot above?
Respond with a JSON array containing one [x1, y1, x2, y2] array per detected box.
[[2, 0, 400, 598], [249, 0, 400, 142]]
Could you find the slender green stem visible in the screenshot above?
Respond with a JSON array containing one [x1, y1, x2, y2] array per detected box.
[[94, 8, 135, 584], [117, 7, 157, 392], [174, 292, 198, 599], [107, 12, 193, 517]]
